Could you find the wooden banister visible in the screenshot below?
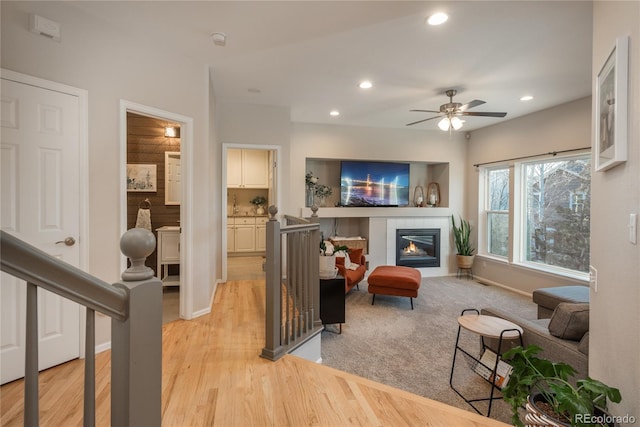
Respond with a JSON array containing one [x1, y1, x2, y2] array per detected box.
[[0, 229, 162, 426]]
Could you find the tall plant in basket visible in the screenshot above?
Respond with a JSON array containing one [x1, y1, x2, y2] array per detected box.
[[451, 215, 475, 269]]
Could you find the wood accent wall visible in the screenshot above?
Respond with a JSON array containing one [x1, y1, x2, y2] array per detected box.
[[127, 112, 181, 275]]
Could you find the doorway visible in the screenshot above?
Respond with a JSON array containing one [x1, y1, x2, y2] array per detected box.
[[222, 144, 281, 282], [120, 101, 194, 320], [126, 112, 181, 323]]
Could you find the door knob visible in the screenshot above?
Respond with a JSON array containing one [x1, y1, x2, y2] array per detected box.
[[55, 237, 76, 246]]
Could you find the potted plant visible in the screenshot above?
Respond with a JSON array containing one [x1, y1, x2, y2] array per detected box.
[[451, 215, 475, 269], [314, 184, 332, 207], [502, 345, 621, 427], [319, 240, 346, 279], [250, 196, 267, 215], [305, 171, 318, 207]]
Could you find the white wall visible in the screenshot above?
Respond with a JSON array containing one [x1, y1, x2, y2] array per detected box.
[[1, 2, 214, 344], [591, 1, 640, 418], [467, 97, 592, 294]]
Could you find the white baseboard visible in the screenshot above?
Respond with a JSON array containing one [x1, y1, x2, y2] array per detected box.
[[473, 274, 533, 298], [95, 342, 111, 354]]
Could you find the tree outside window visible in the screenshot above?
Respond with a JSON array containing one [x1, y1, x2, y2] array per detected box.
[[523, 155, 591, 273], [487, 167, 509, 257]]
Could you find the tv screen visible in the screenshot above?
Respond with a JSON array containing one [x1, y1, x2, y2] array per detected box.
[[340, 161, 410, 207]]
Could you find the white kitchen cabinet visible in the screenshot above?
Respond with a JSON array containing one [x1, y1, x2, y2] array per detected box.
[[227, 148, 269, 189], [228, 216, 256, 252], [255, 217, 267, 251], [227, 223, 235, 252], [234, 223, 256, 252], [156, 226, 180, 286]]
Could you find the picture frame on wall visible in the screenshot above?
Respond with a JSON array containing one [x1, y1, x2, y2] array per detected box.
[[595, 36, 629, 172], [127, 164, 157, 192]]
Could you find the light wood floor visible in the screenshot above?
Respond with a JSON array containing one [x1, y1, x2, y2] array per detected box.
[[0, 280, 509, 426]]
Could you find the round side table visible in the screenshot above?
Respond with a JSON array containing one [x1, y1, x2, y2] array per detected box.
[[449, 308, 523, 417]]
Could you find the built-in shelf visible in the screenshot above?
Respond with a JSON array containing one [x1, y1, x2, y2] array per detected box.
[[305, 158, 450, 210], [300, 206, 452, 218]]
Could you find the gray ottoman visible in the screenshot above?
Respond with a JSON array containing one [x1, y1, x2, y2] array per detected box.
[[532, 286, 590, 319]]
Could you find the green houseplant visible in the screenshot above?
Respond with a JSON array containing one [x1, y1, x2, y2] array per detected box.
[[502, 345, 621, 427], [451, 215, 475, 268], [250, 196, 267, 215]]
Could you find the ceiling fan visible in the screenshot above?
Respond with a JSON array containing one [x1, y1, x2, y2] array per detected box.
[[406, 89, 507, 131]]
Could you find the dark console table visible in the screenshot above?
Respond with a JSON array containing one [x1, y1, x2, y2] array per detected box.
[[320, 275, 345, 333]]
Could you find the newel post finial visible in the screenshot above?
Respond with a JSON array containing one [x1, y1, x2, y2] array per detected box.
[[120, 228, 156, 281], [310, 205, 319, 217], [268, 205, 278, 220]]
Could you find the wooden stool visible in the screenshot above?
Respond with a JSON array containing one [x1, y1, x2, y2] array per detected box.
[[367, 266, 421, 309]]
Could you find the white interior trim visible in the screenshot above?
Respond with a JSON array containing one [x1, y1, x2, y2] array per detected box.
[[119, 100, 195, 319]]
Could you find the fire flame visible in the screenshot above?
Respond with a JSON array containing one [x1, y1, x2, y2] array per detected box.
[[404, 241, 417, 253]]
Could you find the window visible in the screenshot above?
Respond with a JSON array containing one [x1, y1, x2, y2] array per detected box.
[[486, 167, 509, 257], [521, 155, 591, 273], [480, 154, 591, 278]]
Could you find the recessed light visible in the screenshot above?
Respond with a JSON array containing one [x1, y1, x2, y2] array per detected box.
[[329, 110, 340, 117], [358, 81, 373, 89], [427, 12, 448, 26], [520, 95, 534, 101]]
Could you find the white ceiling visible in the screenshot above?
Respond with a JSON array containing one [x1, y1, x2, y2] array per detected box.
[[71, 1, 593, 131]]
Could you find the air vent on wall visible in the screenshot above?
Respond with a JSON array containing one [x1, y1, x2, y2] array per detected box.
[[29, 14, 61, 42]]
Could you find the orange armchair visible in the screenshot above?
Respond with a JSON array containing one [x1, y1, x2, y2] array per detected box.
[[335, 248, 366, 294]]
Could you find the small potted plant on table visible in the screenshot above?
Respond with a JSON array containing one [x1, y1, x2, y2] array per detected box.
[[502, 344, 621, 427]]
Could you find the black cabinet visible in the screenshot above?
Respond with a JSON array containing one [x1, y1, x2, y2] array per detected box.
[[320, 276, 345, 332]]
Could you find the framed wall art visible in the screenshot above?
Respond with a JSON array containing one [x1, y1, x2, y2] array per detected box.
[[127, 164, 157, 192], [595, 36, 629, 172]]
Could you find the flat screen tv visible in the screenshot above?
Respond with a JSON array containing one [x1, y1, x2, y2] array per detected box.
[[340, 160, 410, 207]]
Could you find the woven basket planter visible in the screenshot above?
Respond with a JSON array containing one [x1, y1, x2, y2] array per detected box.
[[524, 393, 614, 427]]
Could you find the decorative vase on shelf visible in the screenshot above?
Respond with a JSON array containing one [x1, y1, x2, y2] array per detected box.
[[319, 196, 327, 207], [413, 186, 424, 207], [256, 205, 265, 215], [426, 182, 440, 207], [306, 187, 314, 207]]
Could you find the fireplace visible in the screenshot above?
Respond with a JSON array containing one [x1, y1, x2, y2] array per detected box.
[[396, 228, 440, 268]]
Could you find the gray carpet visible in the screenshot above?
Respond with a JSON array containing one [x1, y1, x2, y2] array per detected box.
[[321, 276, 537, 425]]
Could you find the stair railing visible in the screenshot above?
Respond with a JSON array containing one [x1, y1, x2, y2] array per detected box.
[[0, 228, 162, 427], [261, 206, 322, 361]]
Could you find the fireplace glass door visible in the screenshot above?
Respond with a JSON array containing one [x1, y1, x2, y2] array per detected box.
[[396, 229, 440, 268]]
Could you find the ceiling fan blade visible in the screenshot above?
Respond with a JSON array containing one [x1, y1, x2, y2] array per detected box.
[[460, 111, 507, 118], [406, 115, 442, 126], [410, 109, 441, 113], [459, 99, 486, 111]]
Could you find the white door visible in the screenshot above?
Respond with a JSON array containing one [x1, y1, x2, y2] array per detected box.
[[165, 151, 181, 205], [1, 77, 81, 384]]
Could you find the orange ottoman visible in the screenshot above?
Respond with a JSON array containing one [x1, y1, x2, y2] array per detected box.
[[367, 266, 421, 309]]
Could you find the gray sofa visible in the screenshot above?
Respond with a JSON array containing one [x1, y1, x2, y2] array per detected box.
[[481, 305, 589, 380]]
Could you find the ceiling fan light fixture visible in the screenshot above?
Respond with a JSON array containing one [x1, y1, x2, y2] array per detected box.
[[427, 12, 448, 26], [437, 116, 463, 131], [438, 117, 451, 131], [450, 116, 463, 130]]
